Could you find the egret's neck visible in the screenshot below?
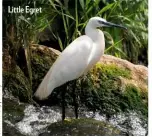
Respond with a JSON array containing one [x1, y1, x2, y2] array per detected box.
[[84, 23, 105, 72], [85, 24, 104, 42]]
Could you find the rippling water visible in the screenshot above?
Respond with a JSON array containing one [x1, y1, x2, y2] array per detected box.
[[16, 105, 62, 135], [13, 105, 147, 136]]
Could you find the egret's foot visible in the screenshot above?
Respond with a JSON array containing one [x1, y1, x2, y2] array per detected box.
[[61, 83, 69, 121]]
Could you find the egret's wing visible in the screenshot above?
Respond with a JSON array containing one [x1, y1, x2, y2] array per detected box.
[[51, 35, 93, 85], [35, 35, 93, 100]]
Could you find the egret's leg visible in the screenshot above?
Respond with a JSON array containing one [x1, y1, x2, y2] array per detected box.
[[80, 76, 86, 103], [80, 77, 85, 97], [61, 84, 66, 121], [72, 80, 78, 119]]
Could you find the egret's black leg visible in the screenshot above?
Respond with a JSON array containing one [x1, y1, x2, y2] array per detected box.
[[61, 84, 66, 121], [72, 80, 78, 119], [80, 77, 85, 98]]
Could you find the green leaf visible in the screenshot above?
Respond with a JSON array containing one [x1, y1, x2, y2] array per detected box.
[[49, 0, 57, 10], [105, 38, 124, 53], [18, 15, 30, 25], [57, 34, 64, 51], [97, 3, 115, 16], [79, 0, 85, 10]]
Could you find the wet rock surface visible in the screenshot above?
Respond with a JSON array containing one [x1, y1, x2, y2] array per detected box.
[[3, 121, 24, 136], [40, 118, 125, 136]]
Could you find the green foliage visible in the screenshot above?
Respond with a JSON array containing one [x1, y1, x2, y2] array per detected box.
[[44, 0, 119, 49], [43, 0, 147, 64], [104, 0, 148, 64]]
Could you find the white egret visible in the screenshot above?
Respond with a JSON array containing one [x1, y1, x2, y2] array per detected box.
[[34, 17, 126, 120]]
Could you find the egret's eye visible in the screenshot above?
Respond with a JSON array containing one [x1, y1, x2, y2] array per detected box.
[[98, 20, 108, 26], [98, 20, 103, 24]]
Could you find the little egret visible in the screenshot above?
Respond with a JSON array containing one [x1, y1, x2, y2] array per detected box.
[[34, 17, 126, 120]]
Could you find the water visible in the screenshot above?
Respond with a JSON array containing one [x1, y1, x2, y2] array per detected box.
[[16, 105, 62, 135], [83, 110, 147, 136], [109, 112, 147, 136], [13, 104, 147, 136]]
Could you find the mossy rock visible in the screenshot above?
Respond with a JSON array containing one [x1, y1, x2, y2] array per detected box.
[[30, 44, 59, 92], [3, 65, 32, 102], [2, 44, 59, 102], [78, 63, 148, 117], [3, 98, 25, 123], [43, 63, 147, 119], [40, 118, 125, 136], [3, 122, 24, 136]]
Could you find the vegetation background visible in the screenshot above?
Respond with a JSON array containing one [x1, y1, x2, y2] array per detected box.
[[3, 0, 148, 62]]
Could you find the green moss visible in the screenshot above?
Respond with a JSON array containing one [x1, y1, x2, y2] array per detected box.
[[122, 84, 148, 116], [95, 63, 131, 79], [42, 118, 123, 136], [78, 63, 147, 117]]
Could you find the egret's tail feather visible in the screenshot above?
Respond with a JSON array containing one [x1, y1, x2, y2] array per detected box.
[[34, 83, 54, 100], [34, 68, 55, 100]]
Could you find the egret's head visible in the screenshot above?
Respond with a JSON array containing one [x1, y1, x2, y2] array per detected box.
[[89, 17, 127, 30]]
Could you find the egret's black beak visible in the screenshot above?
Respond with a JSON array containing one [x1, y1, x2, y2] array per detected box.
[[99, 20, 127, 30], [105, 21, 127, 30]]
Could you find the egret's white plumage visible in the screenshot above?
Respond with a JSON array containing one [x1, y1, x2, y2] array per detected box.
[[34, 17, 126, 100]]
